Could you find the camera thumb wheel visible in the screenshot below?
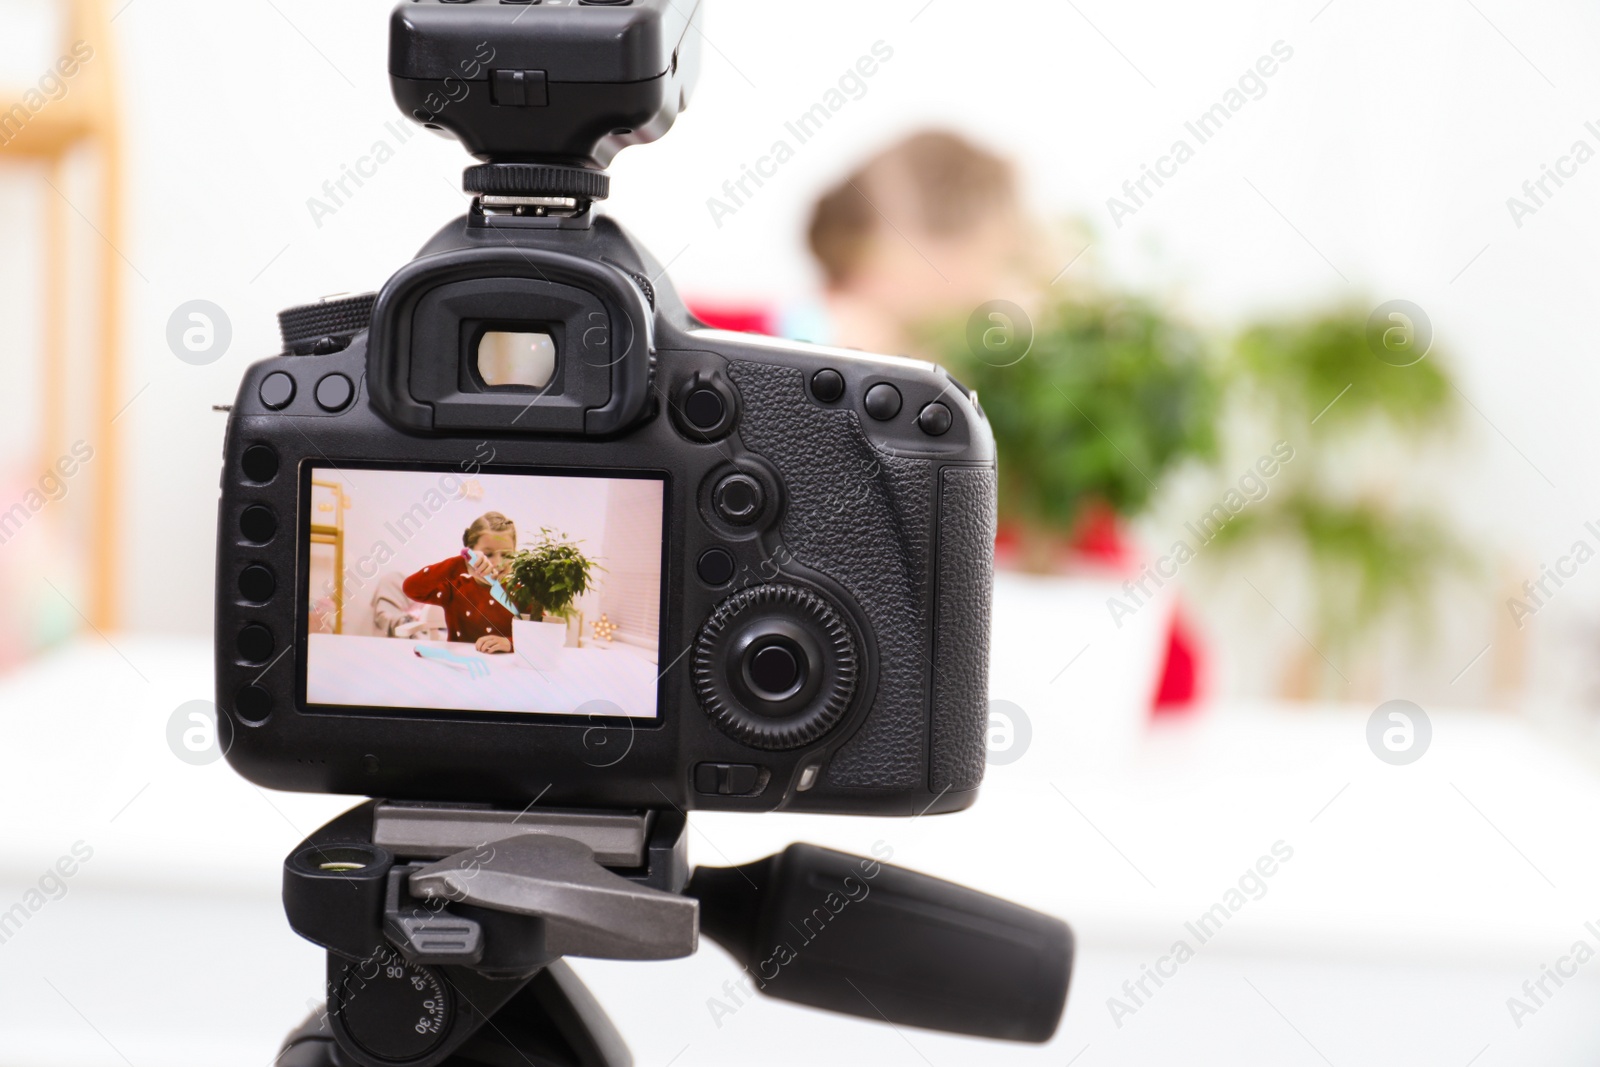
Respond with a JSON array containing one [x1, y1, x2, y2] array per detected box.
[[693, 584, 858, 751]]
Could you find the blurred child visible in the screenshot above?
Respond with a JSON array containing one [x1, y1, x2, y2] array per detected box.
[[804, 130, 1031, 358], [693, 130, 1034, 360], [403, 511, 519, 654]]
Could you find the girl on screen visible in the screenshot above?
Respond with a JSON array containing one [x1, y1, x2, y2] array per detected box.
[[403, 511, 520, 653]]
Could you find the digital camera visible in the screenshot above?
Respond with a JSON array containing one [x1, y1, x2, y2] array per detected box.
[[214, 0, 997, 817]]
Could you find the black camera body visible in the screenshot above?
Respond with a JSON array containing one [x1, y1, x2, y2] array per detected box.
[[214, 0, 997, 818]]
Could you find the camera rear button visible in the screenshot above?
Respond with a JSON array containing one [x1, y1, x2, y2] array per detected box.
[[864, 383, 902, 421], [918, 401, 953, 436], [241, 444, 279, 483], [315, 373, 354, 412], [237, 624, 274, 664], [234, 685, 272, 726], [811, 369, 845, 403], [748, 643, 801, 697], [683, 388, 726, 430], [713, 474, 765, 525], [240, 505, 277, 544], [239, 565, 276, 603], [259, 372, 296, 411], [697, 548, 736, 586]]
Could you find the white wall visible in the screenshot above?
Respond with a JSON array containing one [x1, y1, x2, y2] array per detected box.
[[1, 0, 1597, 711], [315, 467, 660, 637]]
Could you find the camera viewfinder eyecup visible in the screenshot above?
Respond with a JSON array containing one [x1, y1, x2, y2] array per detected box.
[[365, 245, 655, 437]]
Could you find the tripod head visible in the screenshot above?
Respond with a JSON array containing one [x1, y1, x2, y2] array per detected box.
[[390, 0, 702, 214], [279, 803, 1072, 1066]]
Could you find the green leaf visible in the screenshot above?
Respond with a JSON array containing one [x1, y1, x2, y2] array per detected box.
[[928, 292, 1221, 535], [503, 531, 604, 619]]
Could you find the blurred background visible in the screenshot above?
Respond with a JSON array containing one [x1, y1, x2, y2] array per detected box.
[[3, 0, 1600, 1063]]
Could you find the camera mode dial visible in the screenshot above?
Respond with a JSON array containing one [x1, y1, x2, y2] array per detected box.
[[278, 293, 378, 356], [694, 584, 858, 751]]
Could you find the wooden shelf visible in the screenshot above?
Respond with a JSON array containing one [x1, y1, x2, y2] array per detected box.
[[0, 0, 125, 631]]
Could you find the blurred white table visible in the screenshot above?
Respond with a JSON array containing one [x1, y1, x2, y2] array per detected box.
[[3, 579, 1600, 1065]]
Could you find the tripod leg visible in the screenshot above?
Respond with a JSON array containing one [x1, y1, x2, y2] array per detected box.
[[276, 1008, 340, 1067]]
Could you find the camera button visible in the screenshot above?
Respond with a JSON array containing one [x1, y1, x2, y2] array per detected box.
[[237, 624, 274, 665], [259, 372, 296, 411], [241, 444, 279, 483], [918, 401, 953, 436], [863, 382, 902, 421], [694, 762, 763, 797], [234, 685, 272, 726], [810, 368, 845, 403], [315, 373, 355, 412], [713, 474, 764, 525], [747, 641, 802, 698], [240, 505, 277, 544], [684, 388, 726, 430], [671, 373, 737, 441], [239, 565, 276, 604], [697, 547, 736, 586]]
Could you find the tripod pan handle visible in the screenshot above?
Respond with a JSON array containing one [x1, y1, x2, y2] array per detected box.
[[688, 843, 1072, 1043]]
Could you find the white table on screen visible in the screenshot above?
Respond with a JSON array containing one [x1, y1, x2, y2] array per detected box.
[[305, 634, 657, 717]]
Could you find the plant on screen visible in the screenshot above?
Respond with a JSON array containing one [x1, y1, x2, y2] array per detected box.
[[504, 530, 602, 620]]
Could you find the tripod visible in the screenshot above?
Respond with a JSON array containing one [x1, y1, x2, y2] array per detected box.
[[273, 801, 1074, 1066]]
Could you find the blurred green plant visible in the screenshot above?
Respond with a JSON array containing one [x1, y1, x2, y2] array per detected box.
[[1232, 309, 1454, 431], [1212, 306, 1475, 688], [931, 292, 1221, 564], [504, 530, 601, 620], [931, 290, 1474, 692]]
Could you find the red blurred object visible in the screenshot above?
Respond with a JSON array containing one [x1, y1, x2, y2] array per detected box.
[[1152, 610, 1202, 715], [1068, 501, 1137, 570], [689, 302, 777, 336]]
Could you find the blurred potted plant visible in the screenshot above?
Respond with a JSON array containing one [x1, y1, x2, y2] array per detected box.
[[931, 291, 1222, 572], [505, 530, 602, 657], [1206, 306, 1475, 696], [929, 288, 1223, 715]]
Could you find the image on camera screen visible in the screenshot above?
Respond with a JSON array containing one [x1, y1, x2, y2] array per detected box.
[[301, 465, 665, 719]]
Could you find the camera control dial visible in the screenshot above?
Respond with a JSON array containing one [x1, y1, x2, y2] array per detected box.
[[694, 584, 858, 750]]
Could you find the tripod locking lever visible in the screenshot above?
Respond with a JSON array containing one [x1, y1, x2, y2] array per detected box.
[[410, 833, 699, 961]]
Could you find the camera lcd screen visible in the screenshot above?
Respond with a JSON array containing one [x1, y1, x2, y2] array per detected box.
[[302, 465, 665, 719]]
